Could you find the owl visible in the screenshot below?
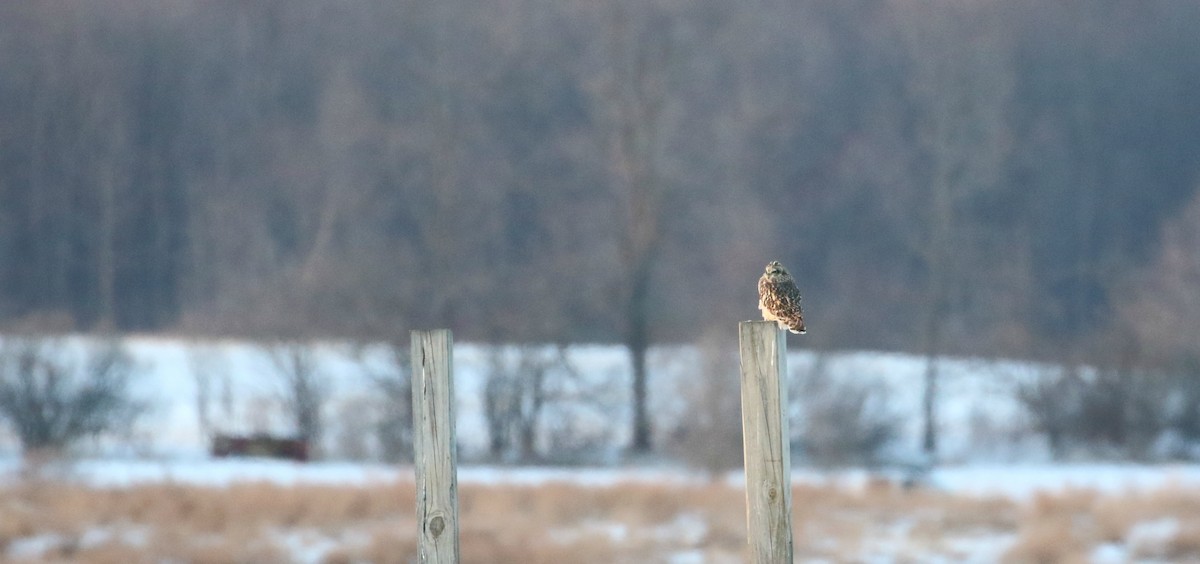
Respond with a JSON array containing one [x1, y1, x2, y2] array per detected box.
[[758, 260, 806, 334]]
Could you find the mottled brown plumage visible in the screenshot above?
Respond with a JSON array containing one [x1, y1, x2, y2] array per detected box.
[[758, 260, 806, 334]]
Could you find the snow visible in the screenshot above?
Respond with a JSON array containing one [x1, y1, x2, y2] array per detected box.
[[1126, 517, 1182, 558], [271, 528, 346, 564], [7, 455, 1200, 503], [4, 457, 1200, 562], [1091, 543, 1128, 564], [1, 329, 1199, 498], [655, 512, 708, 545], [549, 520, 630, 545], [3, 335, 1200, 562], [928, 464, 1200, 500], [0, 334, 1060, 465], [5, 533, 65, 560], [23, 457, 403, 488], [666, 550, 707, 564]]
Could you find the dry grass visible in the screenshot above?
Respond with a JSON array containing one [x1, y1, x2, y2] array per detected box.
[[1002, 514, 1086, 564], [3, 474, 1200, 562]]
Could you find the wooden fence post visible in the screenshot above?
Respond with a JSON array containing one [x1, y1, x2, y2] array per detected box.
[[411, 329, 459, 564], [739, 321, 794, 563]]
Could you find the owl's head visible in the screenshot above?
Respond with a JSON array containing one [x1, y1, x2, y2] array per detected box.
[[765, 260, 786, 275]]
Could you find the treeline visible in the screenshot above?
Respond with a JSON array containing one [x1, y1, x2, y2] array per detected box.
[[2, 0, 1200, 364]]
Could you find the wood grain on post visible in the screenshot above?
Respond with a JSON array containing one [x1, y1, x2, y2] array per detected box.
[[738, 321, 794, 563], [411, 329, 459, 564]]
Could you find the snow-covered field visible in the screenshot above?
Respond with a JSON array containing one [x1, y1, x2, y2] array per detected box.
[[4, 457, 1200, 562], [0, 334, 1051, 463], [4, 335, 1200, 562], [7, 456, 1200, 499]]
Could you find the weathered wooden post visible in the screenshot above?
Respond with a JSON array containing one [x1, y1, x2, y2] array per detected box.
[[738, 321, 794, 562], [411, 329, 459, 564]]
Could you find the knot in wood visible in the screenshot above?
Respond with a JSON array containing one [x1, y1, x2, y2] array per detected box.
[[429, 515, 445, 538], [768, 486, 778, 501]]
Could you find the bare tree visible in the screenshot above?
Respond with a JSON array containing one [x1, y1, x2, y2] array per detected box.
[[187, 344, 233, 442], [365, 342, 414, 463], [1117, 190, 1200, 457], [538, 352, 624, 466], [189, 348, 215, 442], [331, 395, 375, 461], [1123, 190, 1200, 362], [1015, 365, 1079, 459], [1017, 358, 1178, 461], [892, 0, 1013, 459], [793, 355, 900, 468], [671, 328, 742, 477], [0, 339, 144, 453], [265, 342, 327, 456], [3, 0, 1200, 369], [591, 0, 683, 454], [482, 344, 572, 463]]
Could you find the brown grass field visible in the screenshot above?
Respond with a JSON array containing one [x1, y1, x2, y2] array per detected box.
[[4, 475, 1200, 563]]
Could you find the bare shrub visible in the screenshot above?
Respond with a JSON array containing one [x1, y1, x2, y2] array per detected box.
[[1017, 362, 1174, 460], [481, 344, 587, 464], [263, 342, 328, 457], [670, 328, 742, 476], [482, 345, 549, 463], [538, 364, 623, 466], [330, 396, 375, 461], [792, 355, 900, 467], [1069, 363, 1169, 460], [1151, 359, 1200, 459], [186, 344, 232, 444], [0, 338, 144, 454], [367, 343, 415, 463], [1015, 364, 1081, 459]]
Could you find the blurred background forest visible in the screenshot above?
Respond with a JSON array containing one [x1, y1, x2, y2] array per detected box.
[[2, 0, 1200, 370], [7, 5, 1200, 559]]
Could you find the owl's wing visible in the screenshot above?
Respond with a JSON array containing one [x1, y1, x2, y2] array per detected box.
[[773, 276, 802, 310], [774, 276, 806, 333]]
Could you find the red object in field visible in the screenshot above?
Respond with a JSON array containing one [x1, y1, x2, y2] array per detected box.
[[211, 433, 309, 462]]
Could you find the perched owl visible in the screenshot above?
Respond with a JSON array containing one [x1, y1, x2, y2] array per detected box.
[[758, 260, 806, 334]]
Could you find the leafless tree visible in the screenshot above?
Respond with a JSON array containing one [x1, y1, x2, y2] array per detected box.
[[2, 0, 1200, 375], [793, 355, 900, 468], [1113, 191, 1200, 456], [0, 339, 144, 453], [365, 342, 414, 463], [187, 344, 233, 442], [482, 344, 573, 463], [1017, 333, 1178, 461], [892, 0, 1014, 459], [265, 342, 327, 455], [1123, 191, 1200, 363], [1015, 365, 1080, 459], [331, 395, 375, 461], [670, 328, 742, 477], [590, 0, 686, 454]]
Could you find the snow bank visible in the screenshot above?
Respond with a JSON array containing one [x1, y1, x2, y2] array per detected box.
[[0, 334, 1056, 464]]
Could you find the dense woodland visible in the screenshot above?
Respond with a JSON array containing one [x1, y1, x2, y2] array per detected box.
[[2, 0, 1200, 371]]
